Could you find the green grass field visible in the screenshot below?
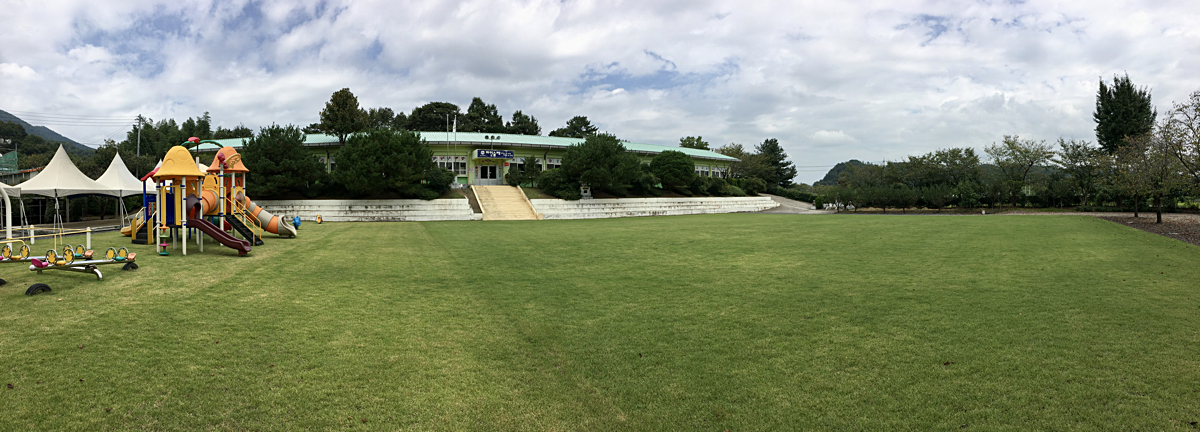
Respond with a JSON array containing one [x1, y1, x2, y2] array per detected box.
[[1, 214, 1198, 430]]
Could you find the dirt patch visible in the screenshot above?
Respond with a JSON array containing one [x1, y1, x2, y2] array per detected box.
[[1097, 215, 1200, 246]]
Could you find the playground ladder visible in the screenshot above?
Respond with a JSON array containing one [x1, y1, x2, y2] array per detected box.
[[226, 198, 263, 244]]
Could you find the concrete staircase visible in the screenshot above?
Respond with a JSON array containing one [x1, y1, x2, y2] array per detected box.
[[474, 186, 541, 221]]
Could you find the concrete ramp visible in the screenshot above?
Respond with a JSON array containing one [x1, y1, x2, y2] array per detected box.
[[474, 186, 541, 221]]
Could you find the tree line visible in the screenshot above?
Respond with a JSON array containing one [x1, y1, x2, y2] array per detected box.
[[2, 86, 809, 211], [818, 75, 1200, 223]]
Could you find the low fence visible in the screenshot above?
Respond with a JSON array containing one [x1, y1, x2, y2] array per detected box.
[[530, 196, 779, 219], [255, 199, 481, 222]]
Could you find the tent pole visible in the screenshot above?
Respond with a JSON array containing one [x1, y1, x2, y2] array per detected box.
[[2, 187, 10, 240]]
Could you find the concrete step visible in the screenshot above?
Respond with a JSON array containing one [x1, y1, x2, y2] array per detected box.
[[474, 186, 539, 221]]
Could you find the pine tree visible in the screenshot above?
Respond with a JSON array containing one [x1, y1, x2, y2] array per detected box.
[[505, 110, 541, 135], [548, 116, 598, 138], [319, 88, 368, 145], [754, 138, 797, 187], [1094, 74, 1156, 154], [459, 97, 505, 133], [679, 136, 710, 150]]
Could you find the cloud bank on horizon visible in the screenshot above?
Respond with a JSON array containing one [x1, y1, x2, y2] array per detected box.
[[2, 0, 1198, 182]]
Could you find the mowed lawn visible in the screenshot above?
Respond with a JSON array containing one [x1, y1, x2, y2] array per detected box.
[[1, 214, 1198, 430]]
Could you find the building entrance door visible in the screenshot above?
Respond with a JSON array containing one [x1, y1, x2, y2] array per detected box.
[[476, 165, 500, 185]]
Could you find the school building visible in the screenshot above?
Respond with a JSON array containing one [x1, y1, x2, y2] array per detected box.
[[208, 132, 737, 186]]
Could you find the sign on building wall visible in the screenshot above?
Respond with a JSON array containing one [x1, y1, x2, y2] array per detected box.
[[474, 149, 514, 159]]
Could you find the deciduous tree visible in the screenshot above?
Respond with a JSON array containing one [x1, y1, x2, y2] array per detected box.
[[985, 135, 1055, 207], [1160, 90, 1200, 187], [1054, 138, 1103, 207]]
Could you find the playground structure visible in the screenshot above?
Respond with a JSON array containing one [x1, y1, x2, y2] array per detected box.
[[0, 150, 143, 293], [27, 245, 137, 279], [131, 139, 296, 256]]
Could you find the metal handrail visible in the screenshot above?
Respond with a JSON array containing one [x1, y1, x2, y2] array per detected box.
[[226, 197, 262, 241]]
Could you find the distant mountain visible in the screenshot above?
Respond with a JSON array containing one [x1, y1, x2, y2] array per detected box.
[[815, 159, 866, 186], [0, 109, 95, 155]]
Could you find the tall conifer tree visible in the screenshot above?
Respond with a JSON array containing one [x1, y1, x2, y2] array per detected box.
[[1093, 74, 1156, 154]]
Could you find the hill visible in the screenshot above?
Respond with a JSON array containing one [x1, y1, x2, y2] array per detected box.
[[0, 109, 96, 155], [814, 159, 865, 185]]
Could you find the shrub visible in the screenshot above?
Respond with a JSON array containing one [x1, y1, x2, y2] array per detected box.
[[650, 150, 696, 190], [333, 129, 448, 199], [736, 177, 767, 195], [723, 185, 746, 196], [629, 165, 661, 196], [536, 168, 581, 200], [505, 157, 542, 187], [424, 165, 455, 197], [813, 196, 824, 209], [561, 133, 641, 194], [766, 184, 818, 203]]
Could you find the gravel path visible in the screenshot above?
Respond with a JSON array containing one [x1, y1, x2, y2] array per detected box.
[[944, 210, 1200, 246], [1091, 214, 1200, 247]]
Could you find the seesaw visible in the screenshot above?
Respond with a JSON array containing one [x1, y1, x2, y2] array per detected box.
[[4, 245, 139, 295], [28, 246, 139, 280], [0, 243, 32, 262]]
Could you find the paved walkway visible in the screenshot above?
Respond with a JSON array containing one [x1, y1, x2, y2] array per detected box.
[[756, 194, 837, 215]]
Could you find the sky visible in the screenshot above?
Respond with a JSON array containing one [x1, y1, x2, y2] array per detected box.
[[2, 0, 1198, 183]]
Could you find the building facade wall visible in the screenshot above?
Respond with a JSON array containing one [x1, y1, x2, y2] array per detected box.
[[212, 135, 736, 187]]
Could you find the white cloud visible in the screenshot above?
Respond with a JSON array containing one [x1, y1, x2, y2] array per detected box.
[[1, 0, 1198, 182], [0, 63, 39, 81], [812, 130, 856, 144]]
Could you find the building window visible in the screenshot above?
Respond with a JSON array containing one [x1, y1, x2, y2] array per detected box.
[[695, 166, 710, 177], [712, 167, 728, 178], [546, 158, 562, 170], [434, 156, 468, 176]]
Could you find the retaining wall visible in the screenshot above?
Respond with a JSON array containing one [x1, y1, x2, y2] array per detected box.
[[530, 196, 778, 219], [255, 199, 481, 222]]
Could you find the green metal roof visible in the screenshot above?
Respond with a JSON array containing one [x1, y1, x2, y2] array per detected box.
[[207, 132, 739, 162]]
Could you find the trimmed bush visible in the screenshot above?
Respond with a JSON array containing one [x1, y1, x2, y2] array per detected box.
[[536, 168, 582, 200], [650, 150, 696, 190]]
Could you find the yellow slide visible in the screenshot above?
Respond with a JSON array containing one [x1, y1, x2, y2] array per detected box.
[[121, 211, 147, 237]]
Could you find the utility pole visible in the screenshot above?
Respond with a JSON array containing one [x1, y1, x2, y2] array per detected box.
[[135, 115, 142, 176]]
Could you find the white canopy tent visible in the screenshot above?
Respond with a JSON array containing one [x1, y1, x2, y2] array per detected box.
[[1, 181, 20, 240], [19, 145, 120, 198], [96, 152, 157, 196], [16, 145, 119, 230], [95, 152, 158, 227]]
